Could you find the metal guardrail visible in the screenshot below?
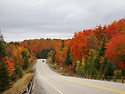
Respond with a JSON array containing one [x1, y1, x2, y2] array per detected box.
[[22, 74, 34, 94], [84, 75, 124, 83]]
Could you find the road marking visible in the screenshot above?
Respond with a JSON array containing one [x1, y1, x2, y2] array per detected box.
[[41, 60, 125, 94], [58, 77, 125, 94], [40, 60, 63, 94]]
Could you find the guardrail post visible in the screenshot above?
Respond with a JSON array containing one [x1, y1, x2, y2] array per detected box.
[[108, 76, 109, 81], [114, 76, 116, 82], [98, 76, 100, 80], [103, 75, 104, 81], [122, 76, 124, 83], [91, 75, 92, 79]]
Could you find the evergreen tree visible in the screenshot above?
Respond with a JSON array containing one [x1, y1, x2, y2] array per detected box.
[[0, 40, 6, 59], [94, 55, 101, 71], [104, 60, 114, 77], [15, 64, 22, 78], [64, 48, 72, 66], [87, 50, 98, 77], [23, 55, 29, 69], [99, 37, 107, 57], [0, 32, 11, 92], [0, 61, 10, 92], [36, 51, 40, 59], [52, 51, 56, 63], [73, 62, 77, 74], [61, 40, 64, 48], [94, 37, 107, 71], [100, 57, 107, 74]]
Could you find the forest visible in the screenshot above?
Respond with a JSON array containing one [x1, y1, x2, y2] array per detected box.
[[0, 18, 125, 92], [48, 18, 125, 79]]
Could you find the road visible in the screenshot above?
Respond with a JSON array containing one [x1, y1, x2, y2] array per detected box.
[[35, 59, 125, 94]]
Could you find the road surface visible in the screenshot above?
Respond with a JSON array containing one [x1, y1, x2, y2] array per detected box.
[[34, 59, 125, 94]]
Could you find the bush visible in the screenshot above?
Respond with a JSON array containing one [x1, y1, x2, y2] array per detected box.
[[114, 70, 122, 79], [27, 68, 34, 73]]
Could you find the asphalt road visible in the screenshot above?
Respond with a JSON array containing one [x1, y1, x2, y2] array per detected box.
[[35, 59, 125, 94]]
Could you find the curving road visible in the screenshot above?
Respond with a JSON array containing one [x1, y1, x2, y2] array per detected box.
[[34, 59, 125, 94]]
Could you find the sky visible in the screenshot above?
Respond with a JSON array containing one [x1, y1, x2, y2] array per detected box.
[[0, 0, 125, 42]]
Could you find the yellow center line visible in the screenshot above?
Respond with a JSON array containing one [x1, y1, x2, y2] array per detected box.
[[41, 60, 125, 94]]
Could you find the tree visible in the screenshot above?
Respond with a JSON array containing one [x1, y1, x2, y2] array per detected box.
[[61, 40, 64, 48], [0, 38, 6, 59], [0, 61, 10, 92], [36, 50, 40, 59], [100, 57, 108, 74], [105, 35, 125, 72], [64, 48, 72, 66], [99, 37, 107, 56], [41, 49, 53, 59], [94, 37, 107, 71], [103, 60, 114, 77], [52, 51, 56, 63], [23, 55, 29, 69], [87, 50, 98, 77], [94, 55, 101, 71], [0, 33, 11, 92], [0, 31, 4, 42], [15, 64, 22, 78]]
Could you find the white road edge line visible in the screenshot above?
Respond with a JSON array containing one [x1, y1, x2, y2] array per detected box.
[[37, 62, 64, 94]]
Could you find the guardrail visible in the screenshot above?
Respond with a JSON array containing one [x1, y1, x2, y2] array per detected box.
[[83, 75, 124, 83], [22, 74, 34, 94]]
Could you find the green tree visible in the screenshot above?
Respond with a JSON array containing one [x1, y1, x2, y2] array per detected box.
[[0, 61, 10, 92], [61, 40, 64, 48], [41, 49, 53, 59], [100, 57, 107, 74], [52, 51, 56, 63], [94, 55, 101, 71], [99, 37, 107, 57], [94, 37, 107, 71], [15, 64, 22, 78], [73, 62, 77, 74], [0, 35, 6, 58], [86, 50, 98, 77], [23, 55, 29, 69], [103, 60, 114, 77], [64, 48, 72, 66], [36, 50, 40, 59], [0, 32, 11, 92]]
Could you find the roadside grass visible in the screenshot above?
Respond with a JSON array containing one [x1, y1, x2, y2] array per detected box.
[[3, 73, 32, 94], [3, 59, 37, 94]]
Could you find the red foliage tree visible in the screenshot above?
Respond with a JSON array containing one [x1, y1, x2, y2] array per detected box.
[[105, 34, 125, 69]]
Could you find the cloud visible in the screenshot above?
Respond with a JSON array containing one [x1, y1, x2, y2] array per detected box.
[[0, 0, 125, 42]]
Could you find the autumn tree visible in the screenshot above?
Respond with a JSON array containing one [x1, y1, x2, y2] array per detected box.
[[105, 35, 125, 75]]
